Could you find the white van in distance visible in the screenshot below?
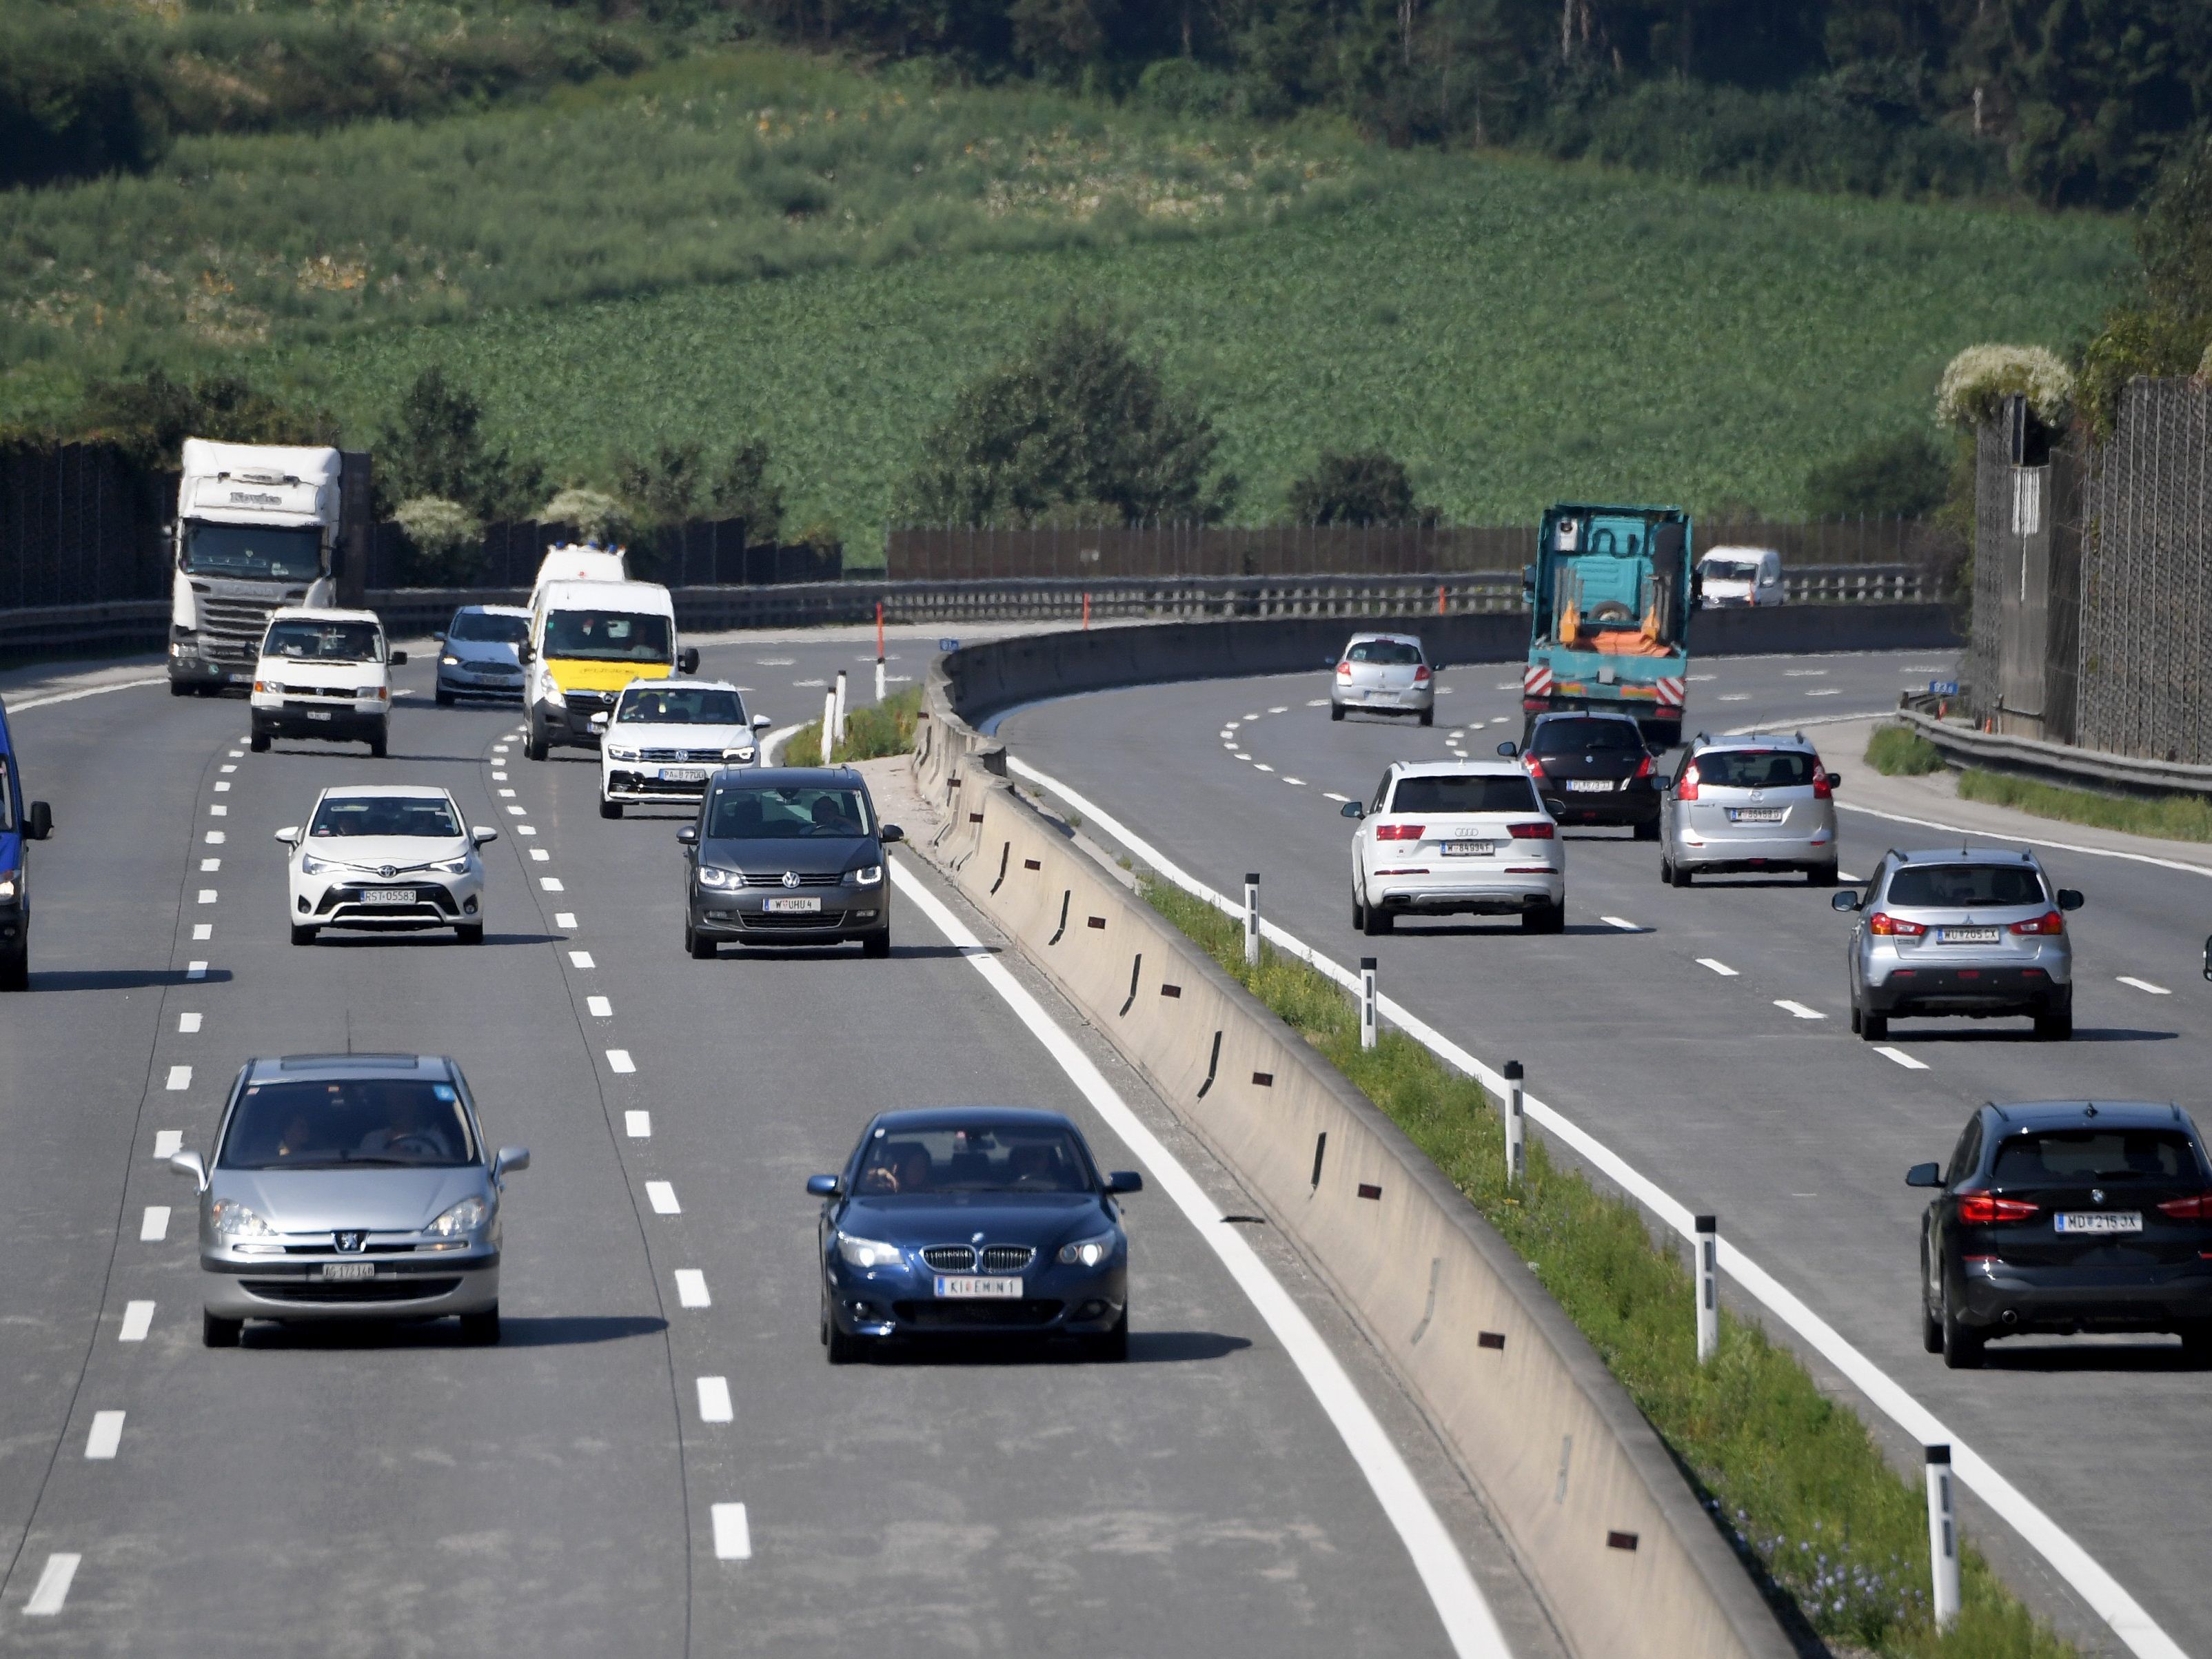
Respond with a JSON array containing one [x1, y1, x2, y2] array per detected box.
[[250, 609, 404, 756], [1698, 547, 1785, 607]]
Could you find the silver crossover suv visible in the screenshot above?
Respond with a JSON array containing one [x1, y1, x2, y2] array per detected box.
[[1332, 632, 1436, 725], [1834, 848, 2083, 1041], [1661, 731, 1840, 885], [169, 1052, 529, 1346]]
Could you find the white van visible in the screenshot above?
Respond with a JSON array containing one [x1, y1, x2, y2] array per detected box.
[[1698, 546, 1785, 607], [522, 578, 697, 760], [527, 544, 627, 613], [249, 608, 404, 755]]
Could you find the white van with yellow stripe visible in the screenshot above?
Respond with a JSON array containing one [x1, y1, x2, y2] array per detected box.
[[520, 578, 698, 760]]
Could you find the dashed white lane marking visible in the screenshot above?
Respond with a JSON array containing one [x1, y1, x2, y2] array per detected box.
[[569, 950, 594, 969], [205, 831, 224, 844], [85, 1411, 125, 1460], [1696, 957, 1738, 976], [208, 804, 226, 817], [219, 764, 236, 774], [1268, 705, 1288, 714], [1718, 693, 1749, 702], [542, 877, 565, 892], [185, 961, 207, 979], [673, 1270, 711, 1308], [178, 1012, 201, 1033], [646, 1181, 680, 1214], [697, 1376, 733, 1423], [1774, 999, 1826, 1020], [1876, 1046, 1930, 1070], [491, 771, 508, 781], [1222, 742, 1238, 751], [197, 889, 217, 904], [1805, 688, 1842, 697], [498, 788, 516, 798], [1600, 915, 1642, 932], [212, 781, 230, 793], [587, 995, 613, 1017], [140, 1207, 170, 1241], [1282, 777, 1307, 786], [23, 1552, 81, 1616], [192, 924, 212, 941], [1306, 698, 1330, 706], [555, 912, 577, 928], [2118, 975, 2171, 995], [1232, 752, 1252, 762], [607, 1049, 637, 1074], [1784, 669, 1829, 678], [518, 825, 536, 836], [1493, 681, 1518, 691], [165, 1065, 191, 1091], [119, 1302, 154, 1343], [1253, 763, 1275, 773], [711, 1503, 751, 1560], [530, 848, 550, 862], [1687, 673, 1716, 682], [153, 1130, 181, 1159], [506, 806, 526, 816], [1323, 792, 1353, 803], [625, 1110, 650, 1137], [227, 749, 243, 758], [199, 858, 219, 873], [1242, 711, 1261, 720], [1839, 871, 1863, 882]]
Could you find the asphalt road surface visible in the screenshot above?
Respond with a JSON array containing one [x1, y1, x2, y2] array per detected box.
[[999, 647, 2212, 1658]]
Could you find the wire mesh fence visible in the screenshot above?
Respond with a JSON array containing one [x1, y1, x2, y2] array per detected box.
[[0, 445, 172, 609]]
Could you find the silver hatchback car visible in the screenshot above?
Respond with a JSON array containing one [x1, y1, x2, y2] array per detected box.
[[1833, 848, 2084, 1041], [1660, 732, 1840, 885], [169, 1052, 529, 1346], [1332, 632, 1436, 725]]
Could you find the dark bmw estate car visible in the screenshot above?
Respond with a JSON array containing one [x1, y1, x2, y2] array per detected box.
[[809, 1108, 1143, 1363], [1910, 1100, 2212, 1368], [678, 766, 902, 958]]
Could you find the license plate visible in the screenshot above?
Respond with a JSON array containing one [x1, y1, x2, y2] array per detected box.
[[1938, 926, 2001, 944], [305, 710, 333, 721], [2054, 1212, 2142, 1234], [318, 1261, 375, 1281], [362, 888, 417, 906], [1728, 808, 1785, 823], [766, 895, 820, 913], [660, 766, 707, 782], [935, 1276, 1024, 1299], [1566, 779, 1614, 793], [1441, 842, 1494, 857]]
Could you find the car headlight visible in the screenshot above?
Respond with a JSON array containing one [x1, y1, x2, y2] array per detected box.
[[429, 856, 471, 875], [849, 864, 883, 887], [440, 654, 460, 666], [607, 745, 640, 762], [0, 873, 17, 902], [1056, 1231, 1118, 1268], [300, 853, 339, 877], [722, 746, 757, 764], [211, 1198, 278, 1239], [696, 865, 738, 889], [427, 1196, 488, 1237], [836, 1232, 904, 1270]]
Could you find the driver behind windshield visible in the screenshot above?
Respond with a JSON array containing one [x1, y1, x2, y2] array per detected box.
[[220, 1079, 474, 1168], [707, 786, 871, 840]]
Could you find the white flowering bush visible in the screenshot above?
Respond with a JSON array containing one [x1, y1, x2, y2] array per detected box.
[[394, 495, 480, 556], [538, 487, 631, 542], [1934, 343, 2074, 431]]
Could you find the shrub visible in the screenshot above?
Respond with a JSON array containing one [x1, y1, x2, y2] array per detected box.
[[376, 368, 539, 520], [540, 486, 631, 542], [1285, 447, 1434, 525], [1803, 431, 1949, 518], [0, 8, 170, 190], [394, 496, 483, 584], [1934, 345, 2073, 432], [1865, 725, 1946, 775], [706, 438, 784, 544], [68, 369, 336, 469]]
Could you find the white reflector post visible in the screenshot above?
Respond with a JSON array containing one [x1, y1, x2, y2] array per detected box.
[[1359, 956, 1378, 1050], [1244, 873, 1261, 968], [833, 669, 849, 741], [1503, 1060, 1525, 1187], [1927, 1444, 1961, 1629], [819, 689, 835, 765], [1695, 1214, 1718, 1365], [875, 655, 886, 704]]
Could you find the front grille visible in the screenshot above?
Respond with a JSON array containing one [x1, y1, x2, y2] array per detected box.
[[894, 1299, 1064, 1329], [981, 1245, 1035, 1272], [565, 691, 616, 713], [317, 884, 459, 917], [920, 1244, 1035, 1273], [639, 747, 724, 764], [922, 1245, 975, 1272], [281, 1243, 417, 1255], [241, 1276, 463, 1303], [747, 909, 847, 929], [199, 597, 284, 658], [739, 871, 842, 888], [609, 771, 707, 795]]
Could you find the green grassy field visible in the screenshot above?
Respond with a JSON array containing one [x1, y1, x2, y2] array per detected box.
[[4, 48, 2128, 558]]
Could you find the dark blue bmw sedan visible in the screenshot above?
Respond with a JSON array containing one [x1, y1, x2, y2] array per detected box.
[[809, 1108, 1142, 1363]]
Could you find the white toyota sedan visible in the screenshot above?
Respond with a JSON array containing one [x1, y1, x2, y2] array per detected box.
[[276, 785, 498, 946], [597, 679, 770, 819], [1342, 760, 1565, 935]]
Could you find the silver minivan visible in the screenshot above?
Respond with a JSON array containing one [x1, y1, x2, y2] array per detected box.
[[1660, 733, 1839, 885], [1332, 632, 1435, 726], [1833, 848, 2083, 1041]]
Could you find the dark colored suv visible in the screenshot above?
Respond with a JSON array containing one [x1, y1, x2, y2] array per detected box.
[[1909, 1100, 2212, 1368], [1516, 711, 1663, 837]]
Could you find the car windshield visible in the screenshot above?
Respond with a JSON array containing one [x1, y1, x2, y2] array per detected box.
[[1991, 1130, 2198, 1185], [707, 785, 870, 839], [1694, 750, 1819, 788], [447, 611, 529, 644], [180, 521, 323, 582], [310, 795, 462, 838], [854, 1123, 1095, 1194], [1704, 561, 1761, 582], [220, 1076, 477, 1170], [619, 687, 745, 724], [542, 609, 672, 663], [0, 761, 13, 833], [1534, 718, 1644, 753], [1389, 775, 1542, 814], [1885, 864, 2047, 908], [1346, 640, 1421, 665], [264, 620, 380, 662]]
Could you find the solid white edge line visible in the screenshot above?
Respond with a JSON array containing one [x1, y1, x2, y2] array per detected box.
[[1835, 800, 2212, 879], [711, 1502, 752, 1560], [1873, 1046, 1929, 1070], [697, 1376, 734, 1423], [889, 859, 1509, 1659], [2115, 976, 2171, 995], [11, 675, 165, 713], [23, 1551, 81, 1615], [1695, 958, 1738, 977], [1002, 752, 2186, 1659]]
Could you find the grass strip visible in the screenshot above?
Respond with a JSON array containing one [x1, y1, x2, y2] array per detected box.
[[1956, 767, 2212, 844], [1865, 726, 1948, 775], [1139, 875, 2073, 1659], [783, 684, 922, 766]]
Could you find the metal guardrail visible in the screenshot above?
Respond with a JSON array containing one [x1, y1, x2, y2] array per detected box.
[[1897, 706, 2212, 801]]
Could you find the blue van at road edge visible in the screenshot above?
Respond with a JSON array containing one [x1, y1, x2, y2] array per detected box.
[[0, 695, 56, 990]]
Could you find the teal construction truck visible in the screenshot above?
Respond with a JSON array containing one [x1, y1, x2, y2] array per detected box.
[[1519, 502, 1695, 748]]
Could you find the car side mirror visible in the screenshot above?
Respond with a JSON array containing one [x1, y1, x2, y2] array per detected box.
[[1905, 1161, 1943, 1189], [806, 1174, 842, 1197], [1830, 890, 1862, 912], [752, 713, 772, 731], [471, 826, 498, 846], [432, 631, 445, 644], [1106, 1171, 1144, 1195], [677, 647, 700, 675], [168, 1150, 208, 1192], [517, 642, 534, 664], [880, 824, 904, 844], [589, 711, 610, 729], [492, 1146, 530, 1179], [1825, 772, 1844, 791], [2056, 888, 2084, 911], [1495, 740, 1519, 757], [388, 649, 408, 667], [676, 825, 698, 845], [274, 826, 301, 848], [25, 800, 52, 841], [1340, 800, 1363, 819]]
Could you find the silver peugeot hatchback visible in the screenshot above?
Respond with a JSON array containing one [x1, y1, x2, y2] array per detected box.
[[1660, 731, 1840, 886], [1332, 632, 1436, 725], [169, 1052, 528, 1346], [1833, 848, 2083, 1041]]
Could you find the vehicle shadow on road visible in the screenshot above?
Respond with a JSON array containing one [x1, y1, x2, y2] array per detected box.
[[1883, 1027, 2178, 1046], [304, 933, 562, 949], [1982, 1339, 2206, 1373], [243, 1314, 667, 1350], [28, 966, 234, 991], [860, 1330, 1252, 1367], [1383, 922, 1621, 939], [702, 943, 990, 962]]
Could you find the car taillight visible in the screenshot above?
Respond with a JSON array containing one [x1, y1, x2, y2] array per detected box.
[[1956, 1193, 2040, 1224], [1507, 822, 1554, 839], [1867, 912, 1926, 937], [1811, 767, 1832, 800], [1674, 763, 1699, 801], [1634, 753, 1654, 779], [1375, 824, 1423, 841], [1414, 664, 1431, 682], [1525, 755, 1547, 779], [2157, 1192, 2212, 1219], [2009, 910, 2064, 936], [1337, 661, 1352, 677]]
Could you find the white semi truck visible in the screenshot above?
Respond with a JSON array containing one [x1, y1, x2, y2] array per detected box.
[[167, 440, 371, 695]]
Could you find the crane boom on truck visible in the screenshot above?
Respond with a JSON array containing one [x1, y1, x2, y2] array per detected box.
[[1520, 502, 1696, 748]]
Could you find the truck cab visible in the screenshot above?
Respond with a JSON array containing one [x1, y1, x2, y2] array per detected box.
[[249, 608, 405, 756], [1521, 503, 1695, 749], [0, 696, 57, 990], [521, 579, 698, 760]]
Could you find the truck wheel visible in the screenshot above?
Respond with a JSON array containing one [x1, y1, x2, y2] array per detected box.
[[250, 731, 271, 753], [368, 724, 388, 760]]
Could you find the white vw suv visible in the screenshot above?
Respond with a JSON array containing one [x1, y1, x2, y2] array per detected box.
[[276, 785, 497, 945], [597, 679, 769, 819], [1343, 758, 1565, 935]]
